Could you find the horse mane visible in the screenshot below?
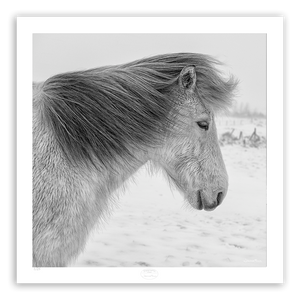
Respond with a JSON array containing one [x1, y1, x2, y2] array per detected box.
[[37, 53, 237, 167]]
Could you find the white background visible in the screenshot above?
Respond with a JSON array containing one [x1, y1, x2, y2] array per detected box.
[[18, 17, 280, 283], [33, 33, 266, 113]]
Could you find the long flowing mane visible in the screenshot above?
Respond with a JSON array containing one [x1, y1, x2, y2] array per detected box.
[[35, 53, 237, 167]]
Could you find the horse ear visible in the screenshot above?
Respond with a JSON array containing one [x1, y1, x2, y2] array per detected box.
[[179, 66, 196, 91]]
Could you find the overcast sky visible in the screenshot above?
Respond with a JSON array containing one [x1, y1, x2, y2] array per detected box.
[[33, 34, 266, 113]]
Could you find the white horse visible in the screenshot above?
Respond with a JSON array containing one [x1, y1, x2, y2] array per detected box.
[[33, 53, 237, 267]]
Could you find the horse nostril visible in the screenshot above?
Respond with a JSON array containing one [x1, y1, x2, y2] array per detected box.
[[216, 192, 224, 206]]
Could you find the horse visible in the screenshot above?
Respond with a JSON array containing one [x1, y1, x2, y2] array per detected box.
[[32, 53, 238, 267]]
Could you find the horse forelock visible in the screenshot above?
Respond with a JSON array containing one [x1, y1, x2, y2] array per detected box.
[[38, 53, 237, 167]]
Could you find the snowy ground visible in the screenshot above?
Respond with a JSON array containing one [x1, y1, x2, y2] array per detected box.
[[71, 117, 267, 268]]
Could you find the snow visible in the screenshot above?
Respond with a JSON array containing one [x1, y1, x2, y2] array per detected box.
[[71, 117, 267, 268]]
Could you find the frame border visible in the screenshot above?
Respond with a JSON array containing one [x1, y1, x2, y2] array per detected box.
[[5, 7, 293, 295]]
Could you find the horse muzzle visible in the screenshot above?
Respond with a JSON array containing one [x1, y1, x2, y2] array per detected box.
[[196, 189, 226, 211]]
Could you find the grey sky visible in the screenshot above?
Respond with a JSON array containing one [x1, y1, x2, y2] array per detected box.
[[33, 34, 266, 113]]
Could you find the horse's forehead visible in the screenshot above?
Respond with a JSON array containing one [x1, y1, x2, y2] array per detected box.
[[183, 93, 211, 118], [172, 89, 213, 119], [194, 103, 212, 118]]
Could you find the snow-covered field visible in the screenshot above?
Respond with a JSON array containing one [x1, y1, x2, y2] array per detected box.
[[71, 117, 267, 268]]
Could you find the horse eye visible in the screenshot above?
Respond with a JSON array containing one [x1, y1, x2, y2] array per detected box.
[[196, 121, 209, 131]]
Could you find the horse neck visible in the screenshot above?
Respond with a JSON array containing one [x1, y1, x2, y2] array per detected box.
[[94, 151, 148, 198]]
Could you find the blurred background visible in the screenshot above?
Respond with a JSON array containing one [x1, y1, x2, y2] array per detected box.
[[33, 33, 266, 114], [33, 34, 267, 267]]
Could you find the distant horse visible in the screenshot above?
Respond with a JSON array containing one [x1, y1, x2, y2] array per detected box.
[[33, 53, 237, 267]]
